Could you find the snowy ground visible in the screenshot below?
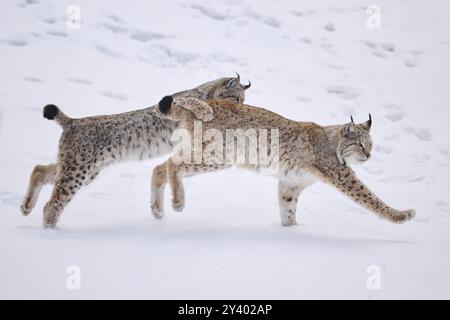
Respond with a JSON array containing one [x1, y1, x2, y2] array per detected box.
[[1, 0, 450, 299]]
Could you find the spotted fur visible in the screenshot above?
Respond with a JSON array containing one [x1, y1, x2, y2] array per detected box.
[[21, 76, 251, 228], [151, 98, 415, 225]]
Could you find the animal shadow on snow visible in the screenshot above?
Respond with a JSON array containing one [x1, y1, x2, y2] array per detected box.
[[18, 222, 412, 247]]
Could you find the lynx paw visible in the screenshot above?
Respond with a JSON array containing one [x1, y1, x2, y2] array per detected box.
[[43, 221, 57, 229], [172, 198, 185, 212], [43, 216, 58, 229], [406, 209, 415, 220], [391, 209, 415, 224], [151, 203, 164, 219], [193, 106, 214, 122], [173, 97, 214, 122], [20, 203, 32, 216], [281, 219, 298, 227]]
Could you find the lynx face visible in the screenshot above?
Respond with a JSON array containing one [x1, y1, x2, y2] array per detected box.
[[208, 75, 251, 103], [337, 116, 372, 165]]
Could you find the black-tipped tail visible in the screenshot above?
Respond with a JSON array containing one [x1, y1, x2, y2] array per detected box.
[[43, 104, 59, 120], [42, 104, 71, 128], [158, 96, 173, 115]]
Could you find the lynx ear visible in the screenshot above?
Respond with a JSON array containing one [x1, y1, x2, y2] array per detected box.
[[241, 80, 251, 90], [360, 113, 372, 131], [343, 122, 357, 137], [226, 77, 239, 88]]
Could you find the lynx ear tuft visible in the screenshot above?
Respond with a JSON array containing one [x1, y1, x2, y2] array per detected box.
[[242, 80, 251, 90], [367, 113, 372, 129], [158, 96, 173, 115], [360, 113, 372, 131]]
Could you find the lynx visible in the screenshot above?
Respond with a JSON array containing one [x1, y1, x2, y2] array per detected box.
[[21, 75, 251, 228], [151, 96, 415, 225]]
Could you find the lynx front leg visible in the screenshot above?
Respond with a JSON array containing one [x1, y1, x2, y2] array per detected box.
[[278, 181, 302, 226], [174, 97, 214, 122], [151, 162, 168, 219], [21, 164, 57, 216], [278, 176, 315, 226], [313, 166, 415, 223], [159, 96, 213, 122]]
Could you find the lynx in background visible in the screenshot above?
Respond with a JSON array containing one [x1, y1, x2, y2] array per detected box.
[[21, 75, 251, 228], [152, 96, 415, 226]]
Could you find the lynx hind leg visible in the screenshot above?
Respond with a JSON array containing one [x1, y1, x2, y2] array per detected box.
[[42, 164, 100, 228], [167, 160, 228, 213], [21, 164, 57, 216], [151, 162, 168, 219], [166, 160, 185, 212], [313, 166, 415, 224]]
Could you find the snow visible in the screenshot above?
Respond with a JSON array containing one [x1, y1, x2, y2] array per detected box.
[[1, 0, 450, 299]]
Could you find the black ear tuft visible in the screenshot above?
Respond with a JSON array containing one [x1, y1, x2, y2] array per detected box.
[[158, 96, 173, 115], [43, 104, 59, 120]]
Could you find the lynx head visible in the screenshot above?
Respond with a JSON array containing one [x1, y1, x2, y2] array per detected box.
[[337, 115, 373, 166], [195, 73, 251, 103]]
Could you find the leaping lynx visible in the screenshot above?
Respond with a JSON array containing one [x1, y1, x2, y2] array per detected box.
[[151, 96, 415, 225], [21, 75, 251, 228]]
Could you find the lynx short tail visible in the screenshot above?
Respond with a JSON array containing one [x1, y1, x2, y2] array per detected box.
[[158, 96, 174, 115], [43, 104, 72, 128]]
